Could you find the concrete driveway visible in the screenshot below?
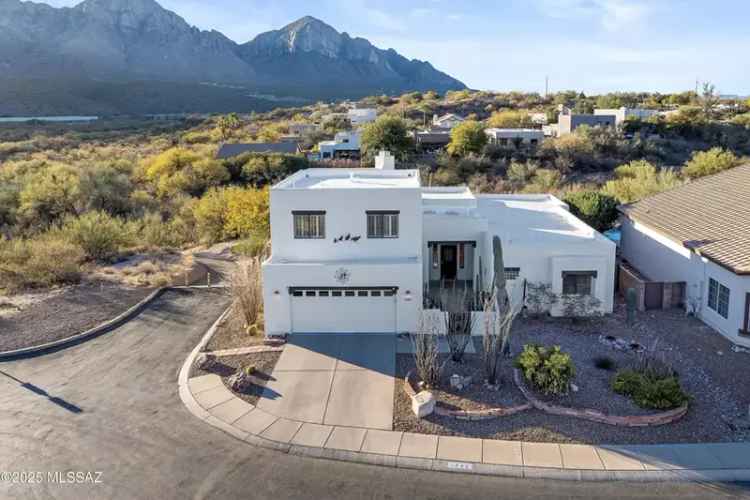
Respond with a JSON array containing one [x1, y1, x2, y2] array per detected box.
[[257, 334, 395, 430]]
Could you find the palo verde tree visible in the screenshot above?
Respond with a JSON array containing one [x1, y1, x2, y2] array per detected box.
[[360, 115, 413, 160]]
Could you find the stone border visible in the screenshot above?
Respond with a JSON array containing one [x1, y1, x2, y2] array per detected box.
[[0, 287, 167, 361], [404, 370, 532, 420], [179, 320, 750, 483], [512, 369, 689, 427]]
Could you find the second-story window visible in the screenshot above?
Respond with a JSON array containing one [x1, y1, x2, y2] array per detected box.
[[367, 211, 399, 238], [293, 211, 325, 239]]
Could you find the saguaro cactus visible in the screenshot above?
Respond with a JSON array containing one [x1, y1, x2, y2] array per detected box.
[[492, 236, 507, 316]]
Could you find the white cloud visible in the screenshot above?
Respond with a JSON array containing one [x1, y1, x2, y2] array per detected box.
[[534, 0, 652, 32]]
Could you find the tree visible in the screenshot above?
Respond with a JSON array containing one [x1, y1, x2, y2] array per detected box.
[[699, 82, 719, 119], [486, 110, 533, 128], [216, 113, 241, 140], [224, 187, 270, 240], [447, 120, 487, 156], [19, 163, 82, 228], [142, 148, 229, 198], [683, 147, 738, 179], [360, 115, 413, 159], [603, 160, 681, 204], [563, 191, 619, 232]]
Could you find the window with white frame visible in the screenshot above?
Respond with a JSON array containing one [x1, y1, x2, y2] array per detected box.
[[367, 211, 399, 238], [562, 271, 596, 295], [293, 211, 325, 239], [707, 278, 730, 319]]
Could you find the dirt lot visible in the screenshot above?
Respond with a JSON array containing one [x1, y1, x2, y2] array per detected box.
[[0, 282, 153, 352], [394, 301, 750, 445]]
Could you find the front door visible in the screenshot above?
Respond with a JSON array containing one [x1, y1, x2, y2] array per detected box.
[[440, 245, 458, 281]]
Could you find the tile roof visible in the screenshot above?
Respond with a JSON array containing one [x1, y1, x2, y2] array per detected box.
[[216, 142, 299, 159], [619, 164, 750, 274]]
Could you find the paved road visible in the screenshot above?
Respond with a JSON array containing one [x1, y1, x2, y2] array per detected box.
[[1, 289, 748, 500]]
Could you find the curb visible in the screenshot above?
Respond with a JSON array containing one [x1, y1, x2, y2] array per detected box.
[[178, 325, 750, 483], [0, 287, 167, 361]]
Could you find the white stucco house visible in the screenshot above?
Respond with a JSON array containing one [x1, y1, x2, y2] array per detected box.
[[318, 130, 361, 160], [594, 107, 659, 126], [347, 108, 378, 126], [262, 160, 616, 336], [432, 113, 465, 130], [620, 164, 750, 347]]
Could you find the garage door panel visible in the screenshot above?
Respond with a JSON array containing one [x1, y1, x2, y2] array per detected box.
[[291, 288, 397, 333]]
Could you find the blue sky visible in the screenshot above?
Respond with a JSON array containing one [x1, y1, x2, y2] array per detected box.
[[46, 0, 749, 95]]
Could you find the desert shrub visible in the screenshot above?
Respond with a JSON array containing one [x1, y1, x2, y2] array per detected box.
[[232, 234, 269, 258], [447, 120, 487, 156], [603, 160, 681, 203], [682, 147, 739, 179], [516, 344, 576, 396], [593, 356, 616, 371], [18, 163, 82, 227], [612, 370, 688, 410], [523, 168, 562, 193], [224, 187, 270, 240], [78, 161, 134, 216], [230, 257, 264, 335], [141, 147, 229, 198], [0, 235, 84, 292], [563, 190, 619, 232], [60, 211, 130, 261], [240, 154, 309, 187]]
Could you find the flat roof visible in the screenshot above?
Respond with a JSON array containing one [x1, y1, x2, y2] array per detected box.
[[273, 168, 421, 190]]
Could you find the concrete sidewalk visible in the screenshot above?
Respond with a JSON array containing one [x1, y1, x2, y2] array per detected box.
[[257, 334, 395, 430], [183, 372, 750, 482]]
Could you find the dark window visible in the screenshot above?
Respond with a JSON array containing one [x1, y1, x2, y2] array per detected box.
[[371, 290, 382, 297], [305, 290, 316, 297], [293, 211, 325, 239], [367, 211, 399, 238], [384, 290, 396, 297], [499, 138, 508, 146], [530, 139, 539, 146], [432, 245, 439, 268], [357, 291, 368, 297], [319, 291, 329, 297], [504, 267, 520, 280], [292, 290, 303, 297], [562, 271, 595, 295], [332, 291, 342, 297], [708, 278, 730, 319], [345, 291, 356, 297], [458, 244, 465, 269]]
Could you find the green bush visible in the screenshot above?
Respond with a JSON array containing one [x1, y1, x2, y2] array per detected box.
[[60, 211, 130, 261], [515, 344, 576, 396], [612, 369, 689, 410], [682, 147, 738, 179], [0, 235, 84, 292], [563, 191, 619, 232]]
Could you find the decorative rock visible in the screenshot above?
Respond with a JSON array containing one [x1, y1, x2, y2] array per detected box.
[[411, 390, 435, 418], [731, 345, 750, 354], [227, 369, 252, 392], [195, 352, 217, 371], [570, 383, 579, 393]]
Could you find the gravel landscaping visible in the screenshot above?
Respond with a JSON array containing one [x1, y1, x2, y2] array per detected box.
[[204, 304, 266, 352], [191, 351, 281, 406], [0, 282, 153, 352], [394, 300, 750, 444]]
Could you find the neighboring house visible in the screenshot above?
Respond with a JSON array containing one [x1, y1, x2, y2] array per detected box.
[[318, 130, 361, 160], [262, 166, 615, 335], [413, 129, 452, 152], [530, 112, 549, 125], [432, 113, 465, 130], [542, 124, 559, 137], [288, 123, 319, 136], [485, 128, 544, 148], [619, 164, 750, 347], [557, 108, 616, 136], [347, 108, 378, 126], [216, 142, 300, 159], [594, 107, 659, 126]]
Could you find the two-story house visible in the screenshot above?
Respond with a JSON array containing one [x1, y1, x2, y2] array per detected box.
[[262, 156, 616, 336]]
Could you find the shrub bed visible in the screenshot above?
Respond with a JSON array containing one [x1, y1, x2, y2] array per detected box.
[[612, 369, 689, 410], [515, 344, 576, 396]]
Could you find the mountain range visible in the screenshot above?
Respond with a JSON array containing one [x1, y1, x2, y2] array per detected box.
[[0, 0, 465, 115]]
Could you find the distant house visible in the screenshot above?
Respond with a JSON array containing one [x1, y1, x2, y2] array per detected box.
[[594, 107, 659, 126], [318, 130, 361, 160], [288, 123, 319, 136], [530, 112, 549, 125], [557, 108, 615, 136], [216, 142, 300, 159], [347, 108, 378, 126], [432, 113, 465, 130], [413, 129, 452, 152], [619, 164, 750, 347], [485, 128, 544, 148]]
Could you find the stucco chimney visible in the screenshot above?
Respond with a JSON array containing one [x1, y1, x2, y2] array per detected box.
[[375, 150, 395, 170]]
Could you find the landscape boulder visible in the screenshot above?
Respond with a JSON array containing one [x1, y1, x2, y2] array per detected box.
[[411, 391, 435, 418]]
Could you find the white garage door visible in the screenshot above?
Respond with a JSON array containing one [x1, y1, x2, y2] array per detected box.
[[290, 287, 397, 333]]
